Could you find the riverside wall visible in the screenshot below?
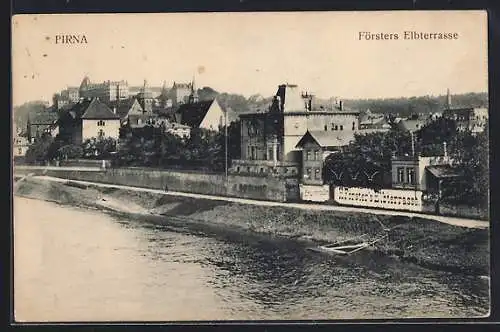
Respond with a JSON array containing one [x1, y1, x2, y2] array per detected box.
[[14, 166, 300, 203]]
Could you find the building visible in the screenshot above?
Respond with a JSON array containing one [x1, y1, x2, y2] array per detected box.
[[442, 107, 488, 133], [169, 82, 195, 107], [396, 118, 426, 133], [79, 76, 130, 102], [239, 83, 360, 164], [441, 88, 488, 133], [13, 123, 30, 157], [57, 98, 121, 145], [175, 98, 231, 132], [358, 110, 391, 131], [26, 108, 60, 143], [112, 98, 144, 125], [295, 130, 355, 185], [390, 143, 452, 191]]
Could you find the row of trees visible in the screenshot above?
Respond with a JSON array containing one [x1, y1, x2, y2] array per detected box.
[[323, 118, 489, 208], [24, 122, 241, 173], [113, 123, 240, 172], [25, 133, 117, 165]]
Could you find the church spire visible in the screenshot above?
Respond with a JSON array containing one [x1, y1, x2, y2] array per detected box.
[[189, 74, 199, 103]]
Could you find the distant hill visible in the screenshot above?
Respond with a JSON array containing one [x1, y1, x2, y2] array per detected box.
[[342, 92, 488, 117], [198, 88, 488, 118]]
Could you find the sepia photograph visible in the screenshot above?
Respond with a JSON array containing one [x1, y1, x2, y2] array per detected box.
[[12, 10, 490, 321]]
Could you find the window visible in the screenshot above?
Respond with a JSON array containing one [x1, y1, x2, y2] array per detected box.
[[324, 125, 328, 131], [314, 150, 319, 161], [397, 167, 405, 183], [306, 150, 311, 161], [268, 148, 273, 161], [352, 122, 356, 130], [407, 168, 416, 184], [340, 125, 343, 130], [97, 120, 106, 126], [314, 168, 321, 179], [304, 168, 312, 179], [98, 129, 105, 138]]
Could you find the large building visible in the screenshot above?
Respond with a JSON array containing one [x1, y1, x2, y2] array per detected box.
[[57, 98, 121, 144], [239, 83, 360, 164], [169, 82, 194, 107], [79, 76, 130, 102]]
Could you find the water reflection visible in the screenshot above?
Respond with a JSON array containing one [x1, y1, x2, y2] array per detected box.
[[15, 197, 489, 321]]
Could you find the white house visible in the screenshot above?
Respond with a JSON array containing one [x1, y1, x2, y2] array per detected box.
[[58, 97, 121, 144], [175, 98, 235, 132]]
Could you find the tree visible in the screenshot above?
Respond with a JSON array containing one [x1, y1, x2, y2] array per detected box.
[[416, 117, 458, 156], [323, 127, 412, 189], [57, 144, 83, 160], [25, 133, 54, 164], [82, 137, 117, 159]]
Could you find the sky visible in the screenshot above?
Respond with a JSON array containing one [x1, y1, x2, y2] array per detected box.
[[12, 11, 488, 106]]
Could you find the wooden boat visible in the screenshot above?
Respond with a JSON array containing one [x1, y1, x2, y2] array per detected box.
[[308, 234, 388, 256]]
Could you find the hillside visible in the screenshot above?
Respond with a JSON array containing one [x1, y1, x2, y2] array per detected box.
[[197, 88, 488, 117], [342, 92, 488, 117]]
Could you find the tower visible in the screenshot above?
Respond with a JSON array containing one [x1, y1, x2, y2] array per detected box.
[[138, 79, 153, 113], [188, 75, 199, 104]]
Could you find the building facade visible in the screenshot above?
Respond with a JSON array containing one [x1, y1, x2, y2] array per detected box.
[[58, 98, 121, 145], [79, 76, 130, 102], [442, 107, 488, 133], [239, 83, 359, 164], [295, 130, 354, 185], [391, 151, 452, 191]]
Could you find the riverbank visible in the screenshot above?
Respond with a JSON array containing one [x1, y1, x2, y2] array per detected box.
[[14, 176, 490, 276]]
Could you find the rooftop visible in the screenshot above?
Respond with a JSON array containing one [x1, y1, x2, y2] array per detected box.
[[296, 130, 355, 148], [426, 165, 464, 179]]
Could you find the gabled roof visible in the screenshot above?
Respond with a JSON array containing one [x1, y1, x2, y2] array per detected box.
[[426, 165, 464, 179], [116, 98, 144, 118], [296, 130, 355, 148], [176, 99, 215, 128], [81, 98, 120, 120]]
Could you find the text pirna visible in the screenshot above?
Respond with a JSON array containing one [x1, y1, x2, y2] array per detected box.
[[55, 34, 88, 44]]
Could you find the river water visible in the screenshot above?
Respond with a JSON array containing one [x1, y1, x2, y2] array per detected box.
[[14, 197, 489, 322]]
